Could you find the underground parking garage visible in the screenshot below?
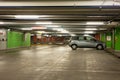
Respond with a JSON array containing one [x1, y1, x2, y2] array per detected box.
[[0, 0, 120, 80]]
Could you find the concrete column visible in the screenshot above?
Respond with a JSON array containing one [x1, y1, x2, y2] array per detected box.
[[112, 28, 115, 49]]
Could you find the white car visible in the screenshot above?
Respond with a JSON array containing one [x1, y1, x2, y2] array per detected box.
[[69, 35, 106, 50]]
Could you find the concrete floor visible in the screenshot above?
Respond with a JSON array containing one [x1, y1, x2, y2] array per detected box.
[[0, 45, 120, 80]]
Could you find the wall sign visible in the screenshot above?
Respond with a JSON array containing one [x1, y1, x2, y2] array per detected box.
[[107, 36, 111, 41]]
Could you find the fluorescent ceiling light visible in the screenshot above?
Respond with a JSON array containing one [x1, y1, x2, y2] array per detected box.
[[85, 26, 98, 27], [57, 34, 62, 37], [52, 28, 69, 33], [61, 30, 69, 33], [86, 22, 104, 25], [84, 31, 94, 34], [0, 22, 4, 24], [85, 28, 97, 30], [83, 34, 90, 36], [70, 34, 76, 36], [35, 22, 52, 24], [46, 25, 60, 27], [15, 15, 40, 19], [36, 31, 46, 33], [52, 28, 63, 31], [57, 29, 64, 32], [21, 28, 32, 30], [52, 28, 62, 31]]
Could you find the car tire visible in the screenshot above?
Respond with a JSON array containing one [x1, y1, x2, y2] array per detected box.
[[71, 44, 77, 50], [96, 44, 104, 50]]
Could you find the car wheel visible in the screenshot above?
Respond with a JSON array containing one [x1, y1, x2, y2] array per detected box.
[[71, 44, 77, 50], [96, 44, 103, 50]]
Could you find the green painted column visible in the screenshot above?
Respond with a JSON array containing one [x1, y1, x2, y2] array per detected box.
[[7, 31, 31, 49], [106, 32, 112, 48], [114, 27, 120, 50]]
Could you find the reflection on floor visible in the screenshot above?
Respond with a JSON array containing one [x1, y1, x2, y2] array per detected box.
[[0, 45, 120, 80]]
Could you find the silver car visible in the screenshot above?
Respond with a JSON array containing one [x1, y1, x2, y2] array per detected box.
[[69, 35, 106, 50]]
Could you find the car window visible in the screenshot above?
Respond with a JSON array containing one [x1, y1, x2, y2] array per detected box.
[[72, 36, 96, 41], [86, 36, 92, 40], [86, 36, 95, 41], [72, 36, 79, 40], [78, 36, 84, 40]]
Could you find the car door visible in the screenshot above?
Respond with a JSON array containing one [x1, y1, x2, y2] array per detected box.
[[83, 36, 96, 48], [77, 36, 87, 47]]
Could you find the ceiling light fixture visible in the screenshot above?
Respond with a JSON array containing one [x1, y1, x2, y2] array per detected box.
[[86, 22, 104, 25], [0, 22, 4, 24], [15, 15, 39, 19], [36, 31, 46, 33], [52, 28, 62, 31], [46, 25, 60, 27], [70, 34, 76, 36], [20, 28, 32, 30], [85, 28, 97, 30], [52, 28, 69, 33], [84, 31, 95, 34], [61, 30, 69, 33]]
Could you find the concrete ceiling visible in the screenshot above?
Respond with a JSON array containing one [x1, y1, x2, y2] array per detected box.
[[0, 0, 120, 35]]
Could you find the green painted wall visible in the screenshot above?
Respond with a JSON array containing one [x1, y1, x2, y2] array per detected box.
[[100, 27, 120, 50], [114, 27, 120, 50], [101, 32, 112, 48], [7, 31, 31, 49], [106, 32, 112, 48], [101, 33, 106, 42]]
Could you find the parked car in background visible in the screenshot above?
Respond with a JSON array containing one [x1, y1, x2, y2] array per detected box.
[[69, 35, 106, 50]]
